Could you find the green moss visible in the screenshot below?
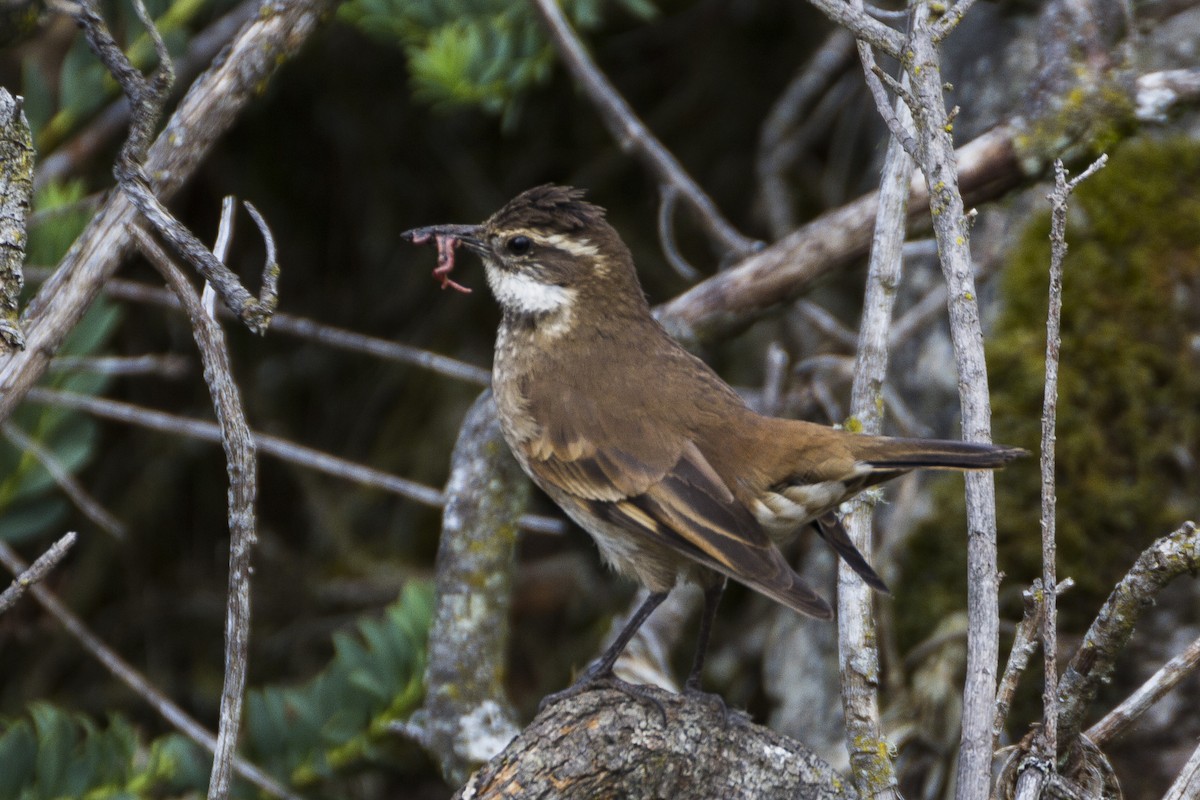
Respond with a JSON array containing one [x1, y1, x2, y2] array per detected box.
[[896, 136, 1200, 648], [1014, 78, 1136, 177], [851, 735, 898, 790]]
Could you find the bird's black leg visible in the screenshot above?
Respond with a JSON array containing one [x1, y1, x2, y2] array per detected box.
[[682, 579, 745, 722], [684, 579, 726, 693], [538, 590, 669, 717]]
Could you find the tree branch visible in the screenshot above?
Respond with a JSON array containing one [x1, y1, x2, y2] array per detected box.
[[397, 391, 528, 784], [2, 421, 128, 539], [802, 0, 906, 57], [837, 77, 914, 800], [34, 0, 260, 191], [0, 532, 76, 616], [132, 225, 259, 800], [659, 58, 1198, 351], [0, 0, 336, 424], [0, 88, 32, 354], [1085, 631, 1200, 746], [529, 0, 759, 262], [1055, 521, 1200, 751], [23, 267, 493, 386], [879, 7, 1005, 797], [68, 0, 280, 335], [1018, 156, 1107, 794], [23, 386, 563, 536], [0, 538, 299, 800]]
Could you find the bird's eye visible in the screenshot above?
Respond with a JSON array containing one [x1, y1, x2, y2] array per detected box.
[[506, 235, 532, 255]]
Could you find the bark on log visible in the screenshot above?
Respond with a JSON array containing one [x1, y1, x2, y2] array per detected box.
[[455, 686, 858, 799]]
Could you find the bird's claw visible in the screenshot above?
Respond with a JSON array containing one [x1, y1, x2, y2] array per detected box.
[[539, 669, 668, 725]]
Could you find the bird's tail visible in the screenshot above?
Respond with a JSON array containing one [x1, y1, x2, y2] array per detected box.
[[854, 436, 1027, 473]]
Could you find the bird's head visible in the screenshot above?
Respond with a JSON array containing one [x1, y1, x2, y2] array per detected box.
[[402, 185, 645, 323]]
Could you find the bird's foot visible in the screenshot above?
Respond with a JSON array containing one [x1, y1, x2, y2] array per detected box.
[[682, 679, 749, 726], [539, 666, 668, 723]]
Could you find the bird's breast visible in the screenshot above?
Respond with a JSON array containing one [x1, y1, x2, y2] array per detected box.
[[491, 321, 543, 454]]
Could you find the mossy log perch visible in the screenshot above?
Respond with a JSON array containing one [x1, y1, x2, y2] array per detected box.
[[454, 687, 857, 800], [0, 88, 32, 354]]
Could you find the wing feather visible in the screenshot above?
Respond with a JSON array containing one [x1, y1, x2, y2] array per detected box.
[[521, 435, 832, 619]]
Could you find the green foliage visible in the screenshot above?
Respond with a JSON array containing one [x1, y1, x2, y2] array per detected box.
[[339, 0, 656, 122], [242, 581, 435, 789], [0, 704, 207, 800], [0, 582, 435, 798], [896, 136, 1200, 646], [0, 181, 119, 545], [21, 0, 212, 151], [25, 180, 94, 266]]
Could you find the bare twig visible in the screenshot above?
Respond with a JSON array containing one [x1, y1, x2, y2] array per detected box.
[[760, 342, 789, 417], [68, 0, 173, 163], [49, 353, 191, 378], [0, 89, 33, 353], [858, 47, 920, 161], [837, 75, 914, 800], [655, 186, 701, 281], [1163, 734, 1200, 800], [529, 0, 759, 261], [73, 0, 277, 335], [2, 422, 128, 539], [0, 0, 335, 424], [932, 0, 984, 40], [133, 225, 258, 800], [802, 0, 906, 56], [876, 6, 1008, 797], [0, 539, 301, 800], [23, 387, 564, 536], [34, 0, 260, 190], [993, 579, 1074, 750], [757, 29, 856, 238], [1026, 155, 1106, 775], [120, 161, 280, 333], [0, 532, 76, 616], [655, 125, 1024, 350], [397, 391, 526, 784], [1035, 167, 1066, 769], [24, 267, 492, 386], [1085, 632, 1200, 746], [1056, 521, 1200, 749], [796, 300, 860, 350]]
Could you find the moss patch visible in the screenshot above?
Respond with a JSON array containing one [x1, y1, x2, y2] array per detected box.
[[896, 135, 1200, 647]]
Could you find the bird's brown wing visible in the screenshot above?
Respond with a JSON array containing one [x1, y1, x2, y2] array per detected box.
[[521, 432, 833, 619]]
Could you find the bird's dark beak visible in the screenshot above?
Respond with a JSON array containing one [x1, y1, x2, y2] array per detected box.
[[400, 224, 487, 255], [401, 224, 486, 294]]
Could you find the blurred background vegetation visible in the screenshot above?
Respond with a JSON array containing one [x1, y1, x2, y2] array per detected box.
[[1, 0, 1198, 797]]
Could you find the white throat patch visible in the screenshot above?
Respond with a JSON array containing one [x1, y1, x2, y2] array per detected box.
[[485, 263, 575, 318]]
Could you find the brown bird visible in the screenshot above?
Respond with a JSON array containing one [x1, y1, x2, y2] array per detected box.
[[403, 185, 1024, 706]]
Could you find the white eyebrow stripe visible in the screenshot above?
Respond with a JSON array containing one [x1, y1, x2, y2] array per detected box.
[[541, 233, 600, 258]]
